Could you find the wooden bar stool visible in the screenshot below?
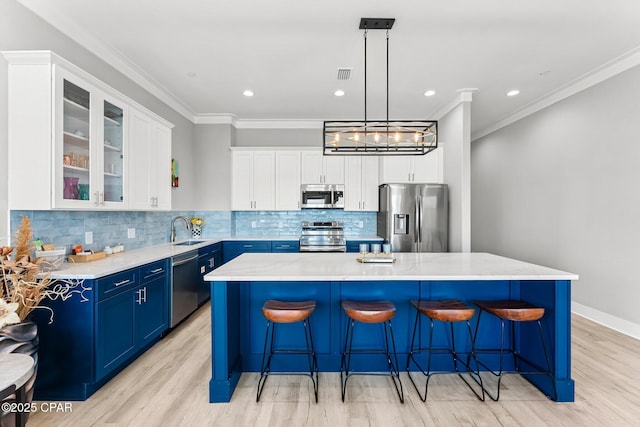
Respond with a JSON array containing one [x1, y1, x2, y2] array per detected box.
[[406, 300, 484, 401], [472, 300, 556, 401], [257, 300, 318, 402], [340, 300, 404, 403]]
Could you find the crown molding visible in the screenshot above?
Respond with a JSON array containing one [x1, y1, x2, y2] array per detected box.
[[17, 0, 196, 122], [194, 114, 237, 125], [234, 120, 323, 129], [472, 45, 640, 141], [3, 50, 175, 128]]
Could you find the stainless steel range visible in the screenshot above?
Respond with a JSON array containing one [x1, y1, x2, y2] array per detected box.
[[299, 221, 346, 252]]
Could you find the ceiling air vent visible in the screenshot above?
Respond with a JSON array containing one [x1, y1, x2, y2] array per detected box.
[[337, 68, 352, 80]]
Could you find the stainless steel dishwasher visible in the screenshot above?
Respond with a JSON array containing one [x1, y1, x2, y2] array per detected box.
[[171, 250, 199, 327]]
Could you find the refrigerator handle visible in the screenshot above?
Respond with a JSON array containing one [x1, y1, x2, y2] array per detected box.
[[414, 195, 420, 246], [417, 195, 422, 251]]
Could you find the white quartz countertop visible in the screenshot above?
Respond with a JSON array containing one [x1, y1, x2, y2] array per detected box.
[[204, 252, 579, 282], [48, 239, 224, 279], [47, 235, 383, 279]]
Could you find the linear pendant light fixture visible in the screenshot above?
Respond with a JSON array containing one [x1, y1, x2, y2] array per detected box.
[[323, 18, 438, 156]]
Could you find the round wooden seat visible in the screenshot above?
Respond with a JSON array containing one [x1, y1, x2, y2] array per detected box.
[[341, 300, 396, 323], [262, 300, 316, 323], [410, 299, 475, 322], [474, 300, 544, 322]]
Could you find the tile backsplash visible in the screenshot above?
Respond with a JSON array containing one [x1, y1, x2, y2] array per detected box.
[[232, 210, 377, 236], [10, 210, 377, 254]]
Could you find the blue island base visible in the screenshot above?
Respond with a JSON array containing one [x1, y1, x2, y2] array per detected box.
[[209, 278, 574, 403]]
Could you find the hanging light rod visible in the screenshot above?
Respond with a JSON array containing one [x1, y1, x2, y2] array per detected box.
[[323, 18, 438, 156]]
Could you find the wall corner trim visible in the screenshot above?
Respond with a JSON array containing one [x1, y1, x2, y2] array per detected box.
[[472, 45, 640, 141], [431, 89, 476, 120]]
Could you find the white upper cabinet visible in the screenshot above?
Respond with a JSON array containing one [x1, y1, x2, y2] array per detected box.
[[231, 151, 275, 211], [361, 156, 380, 211], [301, 151, 344, 184], [3, 51, 173, 210], [344, 156, 379, 211], [379, 147, 443, 184], [128, 108, 172, 210], [275, 151, 301, 210]]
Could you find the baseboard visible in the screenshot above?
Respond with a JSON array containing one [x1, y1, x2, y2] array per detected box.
[[572, 301, 640, 340]]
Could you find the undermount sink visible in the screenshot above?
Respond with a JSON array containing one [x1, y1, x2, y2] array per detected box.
[[174, 240, 205, 246]]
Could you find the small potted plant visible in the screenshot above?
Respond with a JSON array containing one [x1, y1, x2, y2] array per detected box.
[[191, 217, 205, 238]]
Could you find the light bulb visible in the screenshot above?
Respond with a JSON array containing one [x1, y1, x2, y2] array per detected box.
[[414, 132, 420, 143], [334, 133, 340, 142], [354, 133, 359, 141], [394, 132, 400, 142], [374, 132, 380, 142]]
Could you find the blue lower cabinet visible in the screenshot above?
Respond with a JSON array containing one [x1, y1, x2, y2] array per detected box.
[[95, 263, 168, 380], [223, 240, 271, 262], [137, 275, 169, 346], [199, 243, 222, 305], [271, 240, 300, 253], [35, 259, 169, 400], [96, 288, 137, 379]]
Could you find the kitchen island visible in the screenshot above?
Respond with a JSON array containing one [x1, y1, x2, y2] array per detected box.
[[204, 252, 578, 403]]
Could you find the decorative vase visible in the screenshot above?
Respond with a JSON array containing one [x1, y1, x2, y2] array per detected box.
[[0, 322, 38, 423], [63, 177, 79, 200], [192, 225, 202, 238]]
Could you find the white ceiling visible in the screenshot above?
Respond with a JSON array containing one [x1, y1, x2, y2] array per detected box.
[[17, 0, 640, 137]]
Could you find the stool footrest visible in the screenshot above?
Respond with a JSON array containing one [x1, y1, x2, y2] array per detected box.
[[406, 350, 485, 402]]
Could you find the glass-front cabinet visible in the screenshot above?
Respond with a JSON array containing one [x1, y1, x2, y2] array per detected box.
[[55, 67, 126, 208], [61, 79, 92, 204], [102, 99, 125, 204], [4, 51, 172, 211]]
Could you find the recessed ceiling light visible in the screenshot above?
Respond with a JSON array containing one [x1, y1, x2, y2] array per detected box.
[[334, 90, 345, 97], [424, 90, 436, 97], [243, 90, 254, 97], [507, 90, 520, 97]]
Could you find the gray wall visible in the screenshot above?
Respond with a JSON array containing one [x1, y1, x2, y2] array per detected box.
[[471, 65, 640, 333], [0, 0, 196, 231], [235, 128, 320, 147], [193, 124, 234, 210]]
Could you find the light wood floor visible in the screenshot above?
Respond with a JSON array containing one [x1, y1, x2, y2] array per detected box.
[[29, 303, 640, 426]]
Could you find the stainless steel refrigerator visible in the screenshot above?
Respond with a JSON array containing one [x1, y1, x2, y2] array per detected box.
[[377, 183, 448, 252]]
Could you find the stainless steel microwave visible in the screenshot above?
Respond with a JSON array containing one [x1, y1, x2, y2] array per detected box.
[[300, 184, 344, 209]]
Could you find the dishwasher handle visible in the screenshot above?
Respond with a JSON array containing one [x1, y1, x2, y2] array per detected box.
[[172, 254, 198, 266]]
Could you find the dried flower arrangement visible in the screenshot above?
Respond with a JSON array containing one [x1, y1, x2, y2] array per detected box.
[[0, 215, 88, 328]]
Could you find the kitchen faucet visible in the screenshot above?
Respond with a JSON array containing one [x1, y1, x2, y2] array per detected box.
[[170, 216, 192, 242]]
